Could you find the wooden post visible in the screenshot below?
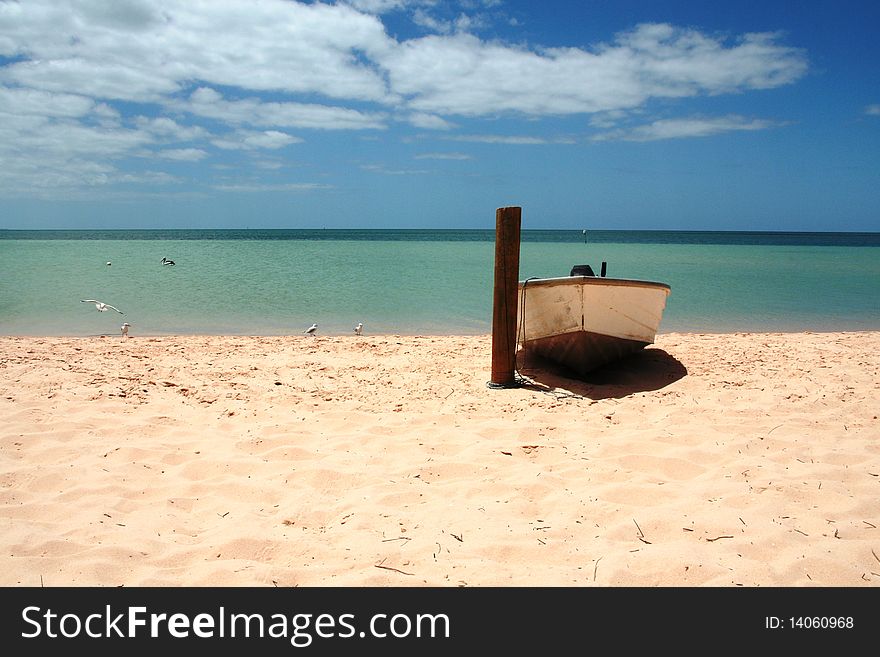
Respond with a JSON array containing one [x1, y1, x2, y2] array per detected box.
[[490, 206, 521, 387]]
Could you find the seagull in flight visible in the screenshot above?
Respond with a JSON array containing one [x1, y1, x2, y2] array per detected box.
[[304, 323, 317, 336], [82, 299, 125, 314], [354, 322, 363, 336]]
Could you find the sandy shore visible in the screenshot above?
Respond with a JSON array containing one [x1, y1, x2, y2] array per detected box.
[[1, 331, 878, 587]]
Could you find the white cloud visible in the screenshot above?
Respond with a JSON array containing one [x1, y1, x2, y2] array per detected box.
[[116, 170, 182, 185], [183, 87, 387, 131], [361, 163, 431, 175], [0, 0, 393, 102], [385, 24, 807, 117], [866, 104, 880, 116], [212, 182, 332, 192], [412, 9, 455, 34], [0, 157, 111, 199], [340, 0, 410, 13], [447, 134, 569, 144], [157, 148, 207, 161], [0, 87, 95, 118], [1, 4, 806, 119], [589, 110, 631, 129], [593, 115, 778, 142], [0, 114, 154, 159], [406, 112, 455, 129], [211, 130, 303, 150], [134, 116, 209, 141], [0, 1, 810, 200], [415, 152, 472, 160]]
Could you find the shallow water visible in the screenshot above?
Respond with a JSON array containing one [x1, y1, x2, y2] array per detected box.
[[1, 229, 877, 336]]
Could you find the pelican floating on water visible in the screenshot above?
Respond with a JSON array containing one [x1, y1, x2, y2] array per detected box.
[[161, 257, 175, 266], [81, 299, 124, 314]]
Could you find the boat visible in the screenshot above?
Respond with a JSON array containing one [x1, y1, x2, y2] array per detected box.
[[516, 263, 671, 377]]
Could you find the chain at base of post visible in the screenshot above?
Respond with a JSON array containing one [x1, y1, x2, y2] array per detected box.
[[486, 376, 524, 389]]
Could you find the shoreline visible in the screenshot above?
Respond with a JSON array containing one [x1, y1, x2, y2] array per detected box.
[[2, 326, 879, 338], [1, 331, 878, 586]]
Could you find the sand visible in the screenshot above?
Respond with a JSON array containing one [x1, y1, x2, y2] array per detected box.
[[0, 331, 878, 587]]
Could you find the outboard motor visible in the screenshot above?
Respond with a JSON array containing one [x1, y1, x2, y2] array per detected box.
[[570, 264, 595, 277]]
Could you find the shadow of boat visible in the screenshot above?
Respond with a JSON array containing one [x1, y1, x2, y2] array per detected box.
[[515, 346, 687, 401]]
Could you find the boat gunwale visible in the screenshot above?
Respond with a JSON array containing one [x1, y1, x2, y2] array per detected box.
[[517, 276, 671, 293]]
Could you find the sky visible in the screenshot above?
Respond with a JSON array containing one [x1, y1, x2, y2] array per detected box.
[[0, 0, 878, 231]]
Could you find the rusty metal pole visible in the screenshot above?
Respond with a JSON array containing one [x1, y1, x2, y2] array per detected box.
[[489, 206, 521, 388]]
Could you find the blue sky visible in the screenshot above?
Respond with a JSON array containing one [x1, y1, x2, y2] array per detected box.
[[0, 0, 877, 231]]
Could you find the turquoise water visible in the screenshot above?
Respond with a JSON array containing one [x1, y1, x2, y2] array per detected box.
[[1, 230, 877, 336]]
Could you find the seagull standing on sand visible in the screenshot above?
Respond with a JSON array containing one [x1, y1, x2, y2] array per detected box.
[[81, 299, 124, 314], [354, 322, 363, 336], [304, 323, 317, 336], [121, 322, 131, 338]]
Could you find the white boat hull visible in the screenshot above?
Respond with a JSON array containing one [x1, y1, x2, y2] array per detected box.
[[516, 276, 671, 376]]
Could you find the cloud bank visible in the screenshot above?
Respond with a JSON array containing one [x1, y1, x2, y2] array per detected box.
[[0, 0, 808, 198]]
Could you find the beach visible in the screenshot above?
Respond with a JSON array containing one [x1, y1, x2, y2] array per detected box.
[[1, 331, 878, 587]]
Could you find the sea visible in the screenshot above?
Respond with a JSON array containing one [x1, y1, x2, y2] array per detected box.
[[1, 229, 878, 337]]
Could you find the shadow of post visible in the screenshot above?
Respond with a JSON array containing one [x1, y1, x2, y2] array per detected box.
[[515, 347, 687, 400]]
